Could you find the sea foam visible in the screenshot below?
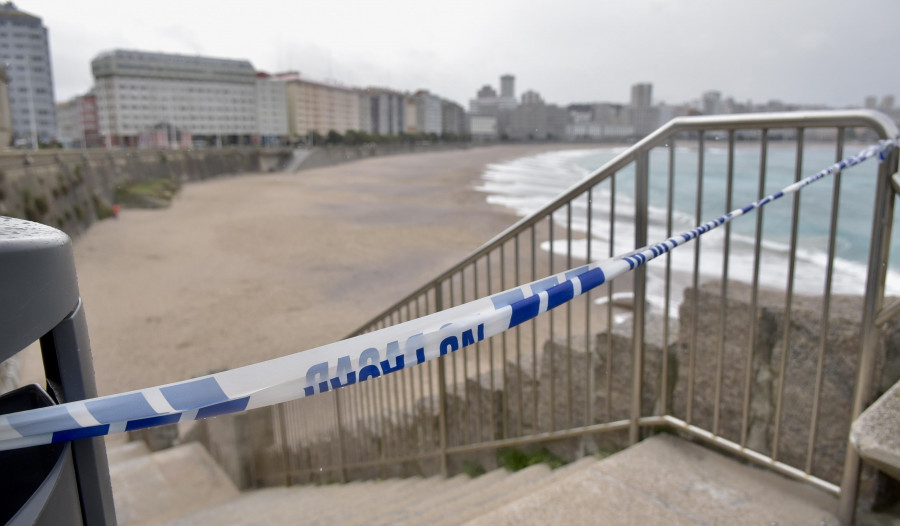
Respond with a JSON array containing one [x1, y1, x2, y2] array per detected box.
[[476, 146, 900, 318]]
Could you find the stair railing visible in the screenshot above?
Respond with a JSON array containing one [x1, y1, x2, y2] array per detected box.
[[267, 110, 898, 524]]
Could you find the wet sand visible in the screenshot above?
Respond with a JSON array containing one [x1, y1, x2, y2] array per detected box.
[[20, 144, 589, 396]]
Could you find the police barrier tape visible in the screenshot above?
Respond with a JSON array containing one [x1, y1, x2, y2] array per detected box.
[[0, 140, 897, 451]]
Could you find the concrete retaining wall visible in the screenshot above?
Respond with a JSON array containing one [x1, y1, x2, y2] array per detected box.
[[0, 148, 292, 238], [0, 143, 474, 239]]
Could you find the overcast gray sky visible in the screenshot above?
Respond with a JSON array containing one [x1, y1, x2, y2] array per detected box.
[[35, 0, 900, 109]]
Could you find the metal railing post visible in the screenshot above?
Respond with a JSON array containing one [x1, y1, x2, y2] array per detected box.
[[435, 283, 449, 476], [275, 404, 292, 486], [630, 148, 650, 445], [838, 149, 898, 524], [333, 390, 347, 483]]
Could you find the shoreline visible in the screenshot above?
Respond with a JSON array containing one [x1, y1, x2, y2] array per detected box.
[[19, 143, 592, 396]]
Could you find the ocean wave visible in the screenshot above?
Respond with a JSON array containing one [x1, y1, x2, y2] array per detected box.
[[478, 147, 900, 307]]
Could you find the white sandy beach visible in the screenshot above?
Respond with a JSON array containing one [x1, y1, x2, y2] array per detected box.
[[19, 144, 588, 396]]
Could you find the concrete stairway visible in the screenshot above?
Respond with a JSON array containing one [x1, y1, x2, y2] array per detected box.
[[107, 439, 239, 526], [102, 433, 856, 526], [283, 149, 312, 172]]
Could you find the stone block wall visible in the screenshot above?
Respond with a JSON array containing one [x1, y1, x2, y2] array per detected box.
[[672, 281, 900, 486], [0, 148, 291, 238]]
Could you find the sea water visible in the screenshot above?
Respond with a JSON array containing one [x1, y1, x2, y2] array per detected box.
[[476, 144, 900, 315]]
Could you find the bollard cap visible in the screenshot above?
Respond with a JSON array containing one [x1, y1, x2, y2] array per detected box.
[[0, 217, 79, 362]]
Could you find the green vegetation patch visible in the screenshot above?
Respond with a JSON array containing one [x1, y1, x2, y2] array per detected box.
[[461, 460, 486, 478], [92, 194, 115, 220], [496, 447, 567, 471], [115, 177, 182, 209]]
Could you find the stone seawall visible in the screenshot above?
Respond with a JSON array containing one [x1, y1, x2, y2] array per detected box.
[[0, 148, 292, 238], [0, 143, 478, 240]]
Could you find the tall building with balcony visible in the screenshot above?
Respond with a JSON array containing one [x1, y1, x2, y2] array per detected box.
[[255, 72, 289, 146], [0, 65, 12, 147], [276, 73, 360, 140], [413, 90, 442, 136], [92, 50, 258, 147], [0, 2, 56, 146], [441, 98, 466, 136], [359, 87, 406, 136]]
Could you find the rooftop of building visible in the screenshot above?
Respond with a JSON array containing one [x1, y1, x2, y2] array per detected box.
[[0, 1, 38, 20], [91, 49, 256, 84], [269, 71, 358, 92]]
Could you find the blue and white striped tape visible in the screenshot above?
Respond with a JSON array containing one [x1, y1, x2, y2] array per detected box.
[[0, 139, 896, 451]]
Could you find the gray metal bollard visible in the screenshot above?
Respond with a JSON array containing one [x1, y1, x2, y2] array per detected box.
[[0, 216, 116, 525]]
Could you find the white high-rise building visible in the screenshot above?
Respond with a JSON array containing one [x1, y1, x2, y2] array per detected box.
[[0, 2, 56, 147], [92, 50, 258, 147], [469, 75, 518, 116], [414, 90, 442, 135], [255, 73, 289, 146], [359, 87, 406, 136]]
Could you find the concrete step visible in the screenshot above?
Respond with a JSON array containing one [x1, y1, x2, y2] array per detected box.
[[316, 474, 472, 525], [284, 149, 312, 172], [106, 440, 151, 465], [398, 463, 552, 526], [160, 474, 467, 526], [110, 442, 239, 526], [281, 476, 457, 526], [356, 468, 511, 526], [145, 435, 847, 525], [462, 434, 841, 526], [434, 455, 601, 526]]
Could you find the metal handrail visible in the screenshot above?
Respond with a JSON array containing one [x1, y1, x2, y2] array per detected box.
[[259, 111, 900, 525], [351, 110, 898, 336]]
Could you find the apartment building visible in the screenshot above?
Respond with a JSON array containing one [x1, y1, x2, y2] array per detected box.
[[413, 90, 442, 135], [441, 99, 466, 136], [56, 91, 101, 148], [255, 73, 289, 146], [359, 87, 406, 136], [92, 49, 258, 147], [277, 73, 359, 140], [0, 65, 12, 147], [0, 2, 56, 146]]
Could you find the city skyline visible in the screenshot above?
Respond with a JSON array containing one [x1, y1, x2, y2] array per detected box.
[[35, 0, 900, 110]]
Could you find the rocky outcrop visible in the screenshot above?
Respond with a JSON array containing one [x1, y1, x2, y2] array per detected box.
[[672, 281, 900, 486]]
